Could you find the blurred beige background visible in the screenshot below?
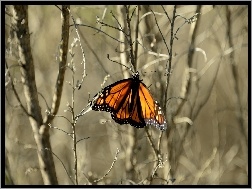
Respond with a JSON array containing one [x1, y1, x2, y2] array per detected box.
[[5, 5, 248, 185]]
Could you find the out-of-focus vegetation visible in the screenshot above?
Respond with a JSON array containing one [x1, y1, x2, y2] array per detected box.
[[5, 5, 248, 185]]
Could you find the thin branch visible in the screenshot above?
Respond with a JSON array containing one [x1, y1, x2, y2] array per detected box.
[[110, 10, 124, 31], [170, 6, 202, 181], [144, 127, 159, 160], [69, 10, 87, 91], [46, 110, 72, 125], [43, 5, 70, 125], [13, 5, 58, 184], [44, 148, 75, 185], [161, 5, 171, 24], [130, 6, 138, 21], [38, 92, 50, 110], [77, 28, 110, 76], [125, 5, 136, 69], [164, 5, 177, 115], [48, 123, 73, 138], [151, 156, 168, 179], [150, 7, 170, 56], [5, 61, 29, 116], [134, 6, 140, 65], [173, 5, 202, 118], [117, 5, 131, 78], [93, 148, 120, 183], [73, 23, 124, 43], [76, 137, 90, 144], [226, 5, 247, 145]]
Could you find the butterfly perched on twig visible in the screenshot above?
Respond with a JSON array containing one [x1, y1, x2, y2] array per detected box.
[[91, 71, 167, 131]]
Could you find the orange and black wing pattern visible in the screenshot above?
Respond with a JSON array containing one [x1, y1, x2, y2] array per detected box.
[[137, 82, 167, 131], [91, 72, 167, 131]]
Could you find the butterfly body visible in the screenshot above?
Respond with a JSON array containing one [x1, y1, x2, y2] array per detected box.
[[91, 72, 167, 131]]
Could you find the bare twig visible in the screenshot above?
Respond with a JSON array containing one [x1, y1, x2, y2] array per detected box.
[[134, 6, 140, 65], [46, 110, 72, 125], [226, 5, 247, 146], [150, 7, 170, 55], [5, 61, 29, 116], [169, 6, 202, 181], [43, 5, 70, 125], [125, 5, 136, 69], [97, 13, 126, 35], [38, 92, 50, 111], [164, 5, 177, 115], [74, 23, 124, 44], [13, 5, 59, 184], [117, 5, 131, 78], [69, 11, 87, 90], [94, 148, 120, 183], [76, 137, 90, 144], [44, 148, 75, 184], [144, 127, 159, 160], [161, 5, 171, 24], [48, 123, 73, 138]]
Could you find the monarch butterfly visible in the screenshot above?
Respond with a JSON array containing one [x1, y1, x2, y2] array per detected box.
[[91, 71, 167, 131]]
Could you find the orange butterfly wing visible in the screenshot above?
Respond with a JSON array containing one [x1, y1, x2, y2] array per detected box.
[[92, 78, 137, 121], [91, 73, 167, 131], [92, 79, 132, 115], [138, 83, 167, 131], [112, 86, 146, 128]]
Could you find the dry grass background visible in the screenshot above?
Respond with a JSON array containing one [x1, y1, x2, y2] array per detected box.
[[5, 5, 248, 185]]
